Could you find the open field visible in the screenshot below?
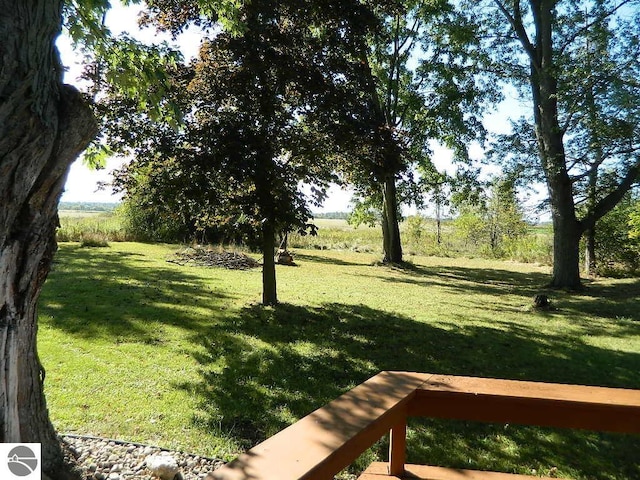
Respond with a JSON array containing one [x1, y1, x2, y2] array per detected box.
[[55, 210, 555, 264], [59, 210, 114, 218], [57, 211, 127, 243], [38, 243, 640, 478]]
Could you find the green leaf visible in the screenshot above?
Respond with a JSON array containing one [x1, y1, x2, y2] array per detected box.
[[82, 141, 114, 169]]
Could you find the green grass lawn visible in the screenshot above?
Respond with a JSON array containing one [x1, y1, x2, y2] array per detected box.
[[38, 243, 640, 479]]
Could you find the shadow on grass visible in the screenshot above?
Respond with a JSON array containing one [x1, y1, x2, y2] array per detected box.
[[181, 302, 640, 479], [41, 246, 640, 478], [559, 277, 640, 323], [367, 263, 553, 299], [41, 245, 234, 342], [367, 260, 640, 314], [293, 252, 369, 267]]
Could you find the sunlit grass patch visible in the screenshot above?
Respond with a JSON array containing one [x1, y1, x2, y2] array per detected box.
[[38, 243, 640, 477]]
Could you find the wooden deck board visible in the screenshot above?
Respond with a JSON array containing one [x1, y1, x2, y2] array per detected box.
[[411, 374, 640, 433], [359, 462, 557, 480], [208, 372, 640, 480], [210, 371, 431, 480]]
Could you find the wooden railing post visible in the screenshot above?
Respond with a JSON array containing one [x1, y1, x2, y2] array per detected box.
[[208, 372, 640, 480], [388, 417, 407, 476]]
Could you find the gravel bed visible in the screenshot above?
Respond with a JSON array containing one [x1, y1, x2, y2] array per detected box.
[[62, 435, 224, 480]]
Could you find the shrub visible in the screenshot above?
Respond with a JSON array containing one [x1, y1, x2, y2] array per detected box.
[[503, 234, 553, 265], [80, 233, 110, 248], [587, 195, 640, 275], [405, 215, 427, 244], [115, 200, 190, 243]]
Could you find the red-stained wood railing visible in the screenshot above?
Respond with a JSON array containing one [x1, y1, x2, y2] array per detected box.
[[207, 372, 640, 480]]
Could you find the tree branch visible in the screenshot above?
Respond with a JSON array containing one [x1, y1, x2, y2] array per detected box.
[[581, 161, 640, 230], [558, 0, 638, 56], [492, 0, 537, 65]]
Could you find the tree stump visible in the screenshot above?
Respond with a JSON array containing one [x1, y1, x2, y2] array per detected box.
[[533, 294, 551, 309], [275, 249, 295, 266]]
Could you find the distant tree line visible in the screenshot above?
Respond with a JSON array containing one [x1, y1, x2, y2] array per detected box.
[[313, 212, 350, 220], [59, 201, 118, 212]]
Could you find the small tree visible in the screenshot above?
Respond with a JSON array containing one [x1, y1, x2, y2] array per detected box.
[[468, 0, 640, 288], [486, 178, 529, 253], [591, 193, 640, 274], [453, 177, 528, 256], [103, 0, 380, 305], [454, 205, 487, 248], [419, 162, 452, 245]]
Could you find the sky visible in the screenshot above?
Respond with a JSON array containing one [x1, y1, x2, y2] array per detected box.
[[57, 2, 533, 216], [58, 3, 185, 203]]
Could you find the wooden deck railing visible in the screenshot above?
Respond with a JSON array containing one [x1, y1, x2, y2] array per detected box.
[[207, 372, 640, 480]]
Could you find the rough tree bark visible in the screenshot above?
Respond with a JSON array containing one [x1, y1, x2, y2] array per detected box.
[[524, 1, 583, 289], [0, 1, 98, 478], [261, 221, 278, 306], [381, 174, 403, 263]]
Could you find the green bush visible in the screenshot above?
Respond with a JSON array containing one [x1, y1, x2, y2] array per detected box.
[[503, 234, 553, 265], [80, 233, 110, 248], [588, 197, 640, 275]]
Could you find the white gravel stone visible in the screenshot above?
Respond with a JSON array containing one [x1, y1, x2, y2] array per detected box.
[[146, 453, 179, 480], [63, 435, 223, 480]]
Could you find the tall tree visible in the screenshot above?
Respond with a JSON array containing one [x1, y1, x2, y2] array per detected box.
[[341, 0, 492, 263], [102, 0, 379, 305], [469, 0, 640, 288], [186, 3, 354, 305], [419, 165, 450, 244], [1, 1, 97, 477]]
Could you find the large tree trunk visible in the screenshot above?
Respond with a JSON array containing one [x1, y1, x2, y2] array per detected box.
[[543, 140, 583, 289], [261, 222, 278, 306], [526, 2, 582, 289], [381, 174, 403, 264], [0, 1, 98, 478], [549, 209, 583, 289], [543, 160, 584, 289], [584, 227, 596, 276]]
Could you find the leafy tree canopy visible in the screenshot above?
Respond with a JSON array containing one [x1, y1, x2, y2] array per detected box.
[[464, 0, 640, 287], [97, 0, 385, 303]]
